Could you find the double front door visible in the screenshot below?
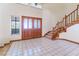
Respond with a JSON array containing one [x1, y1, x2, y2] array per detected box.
[[22, 16, 42, 40]]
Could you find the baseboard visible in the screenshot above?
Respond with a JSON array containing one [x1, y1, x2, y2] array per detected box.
[[0, 37, 43, 48], [60, 38, 79, 44], [0, 44, 4, 48], [0, 39, 21, 48], [10, 39, 21, 42]]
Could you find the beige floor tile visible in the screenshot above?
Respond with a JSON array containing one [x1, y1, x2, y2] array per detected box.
[[4, 37, 79, 56]]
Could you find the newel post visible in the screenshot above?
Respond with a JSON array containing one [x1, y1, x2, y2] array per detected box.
[[64, 15, 67, 26], [77, 5, 79, 19]]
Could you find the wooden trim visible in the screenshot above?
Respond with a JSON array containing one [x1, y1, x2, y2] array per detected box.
[[60, 38, 79, 45], [22, 16, 42, 20], [66, 8, 77, 17], [44, 31, 51, 36], [10, 39, 21, 42], [0, 46, 4, 48]]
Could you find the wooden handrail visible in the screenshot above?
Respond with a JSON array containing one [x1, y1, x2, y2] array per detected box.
[[66, 8, 78, 17], [45, 5, 79, 39], [52, 4, 79, 39], [44, 31, 51, 36]]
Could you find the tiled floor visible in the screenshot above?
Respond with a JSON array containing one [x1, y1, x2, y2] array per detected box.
[[6, 37, 79, 56]]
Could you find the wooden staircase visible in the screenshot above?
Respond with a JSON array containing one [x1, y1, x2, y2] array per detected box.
[[45, 5, 79, 39], [44, 31, 53, 39]]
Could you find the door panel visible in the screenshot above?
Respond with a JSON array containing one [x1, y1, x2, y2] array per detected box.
[[34, 19, 38, 28], [23, 18, 28, 29], [37, 20, 41, 28], [22, 16, 42, 40], [28, 18, 32, 29]]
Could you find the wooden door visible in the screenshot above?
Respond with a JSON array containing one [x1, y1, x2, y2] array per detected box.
[[22, 16, 42, 40], [33, 18, 42, 38]]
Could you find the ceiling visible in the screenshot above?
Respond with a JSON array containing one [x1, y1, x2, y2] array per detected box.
[[20, 3, 42, 9], [20, 3, 78, 10]]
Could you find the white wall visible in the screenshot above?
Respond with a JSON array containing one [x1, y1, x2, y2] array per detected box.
[[64, 3, 78, 15], [42, 4, 65, 35], [0, 3, 42, 41], [59, 3, 79, 42], [59, 24, 79, 43], [0, 3, 65, 42], [1, 3, 77, 43]]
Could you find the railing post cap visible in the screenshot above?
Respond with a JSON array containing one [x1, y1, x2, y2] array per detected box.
[[77, 4, 79, 8], [77, 4, 79, 6], [64, 15, 67, 19], [65, 15, 67, 16]]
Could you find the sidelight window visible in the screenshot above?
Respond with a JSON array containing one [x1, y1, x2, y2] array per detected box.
[[11, 16, 20, 34]]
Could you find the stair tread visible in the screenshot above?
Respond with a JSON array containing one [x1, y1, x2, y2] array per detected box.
[[44, 6, 79, 39], [45, 35, 52, 39]]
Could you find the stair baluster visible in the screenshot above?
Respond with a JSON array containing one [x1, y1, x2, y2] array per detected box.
[[44, 5, 79, 39]]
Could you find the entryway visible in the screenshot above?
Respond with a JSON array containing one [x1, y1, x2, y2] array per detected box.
[[22, 16, 42, 40]]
